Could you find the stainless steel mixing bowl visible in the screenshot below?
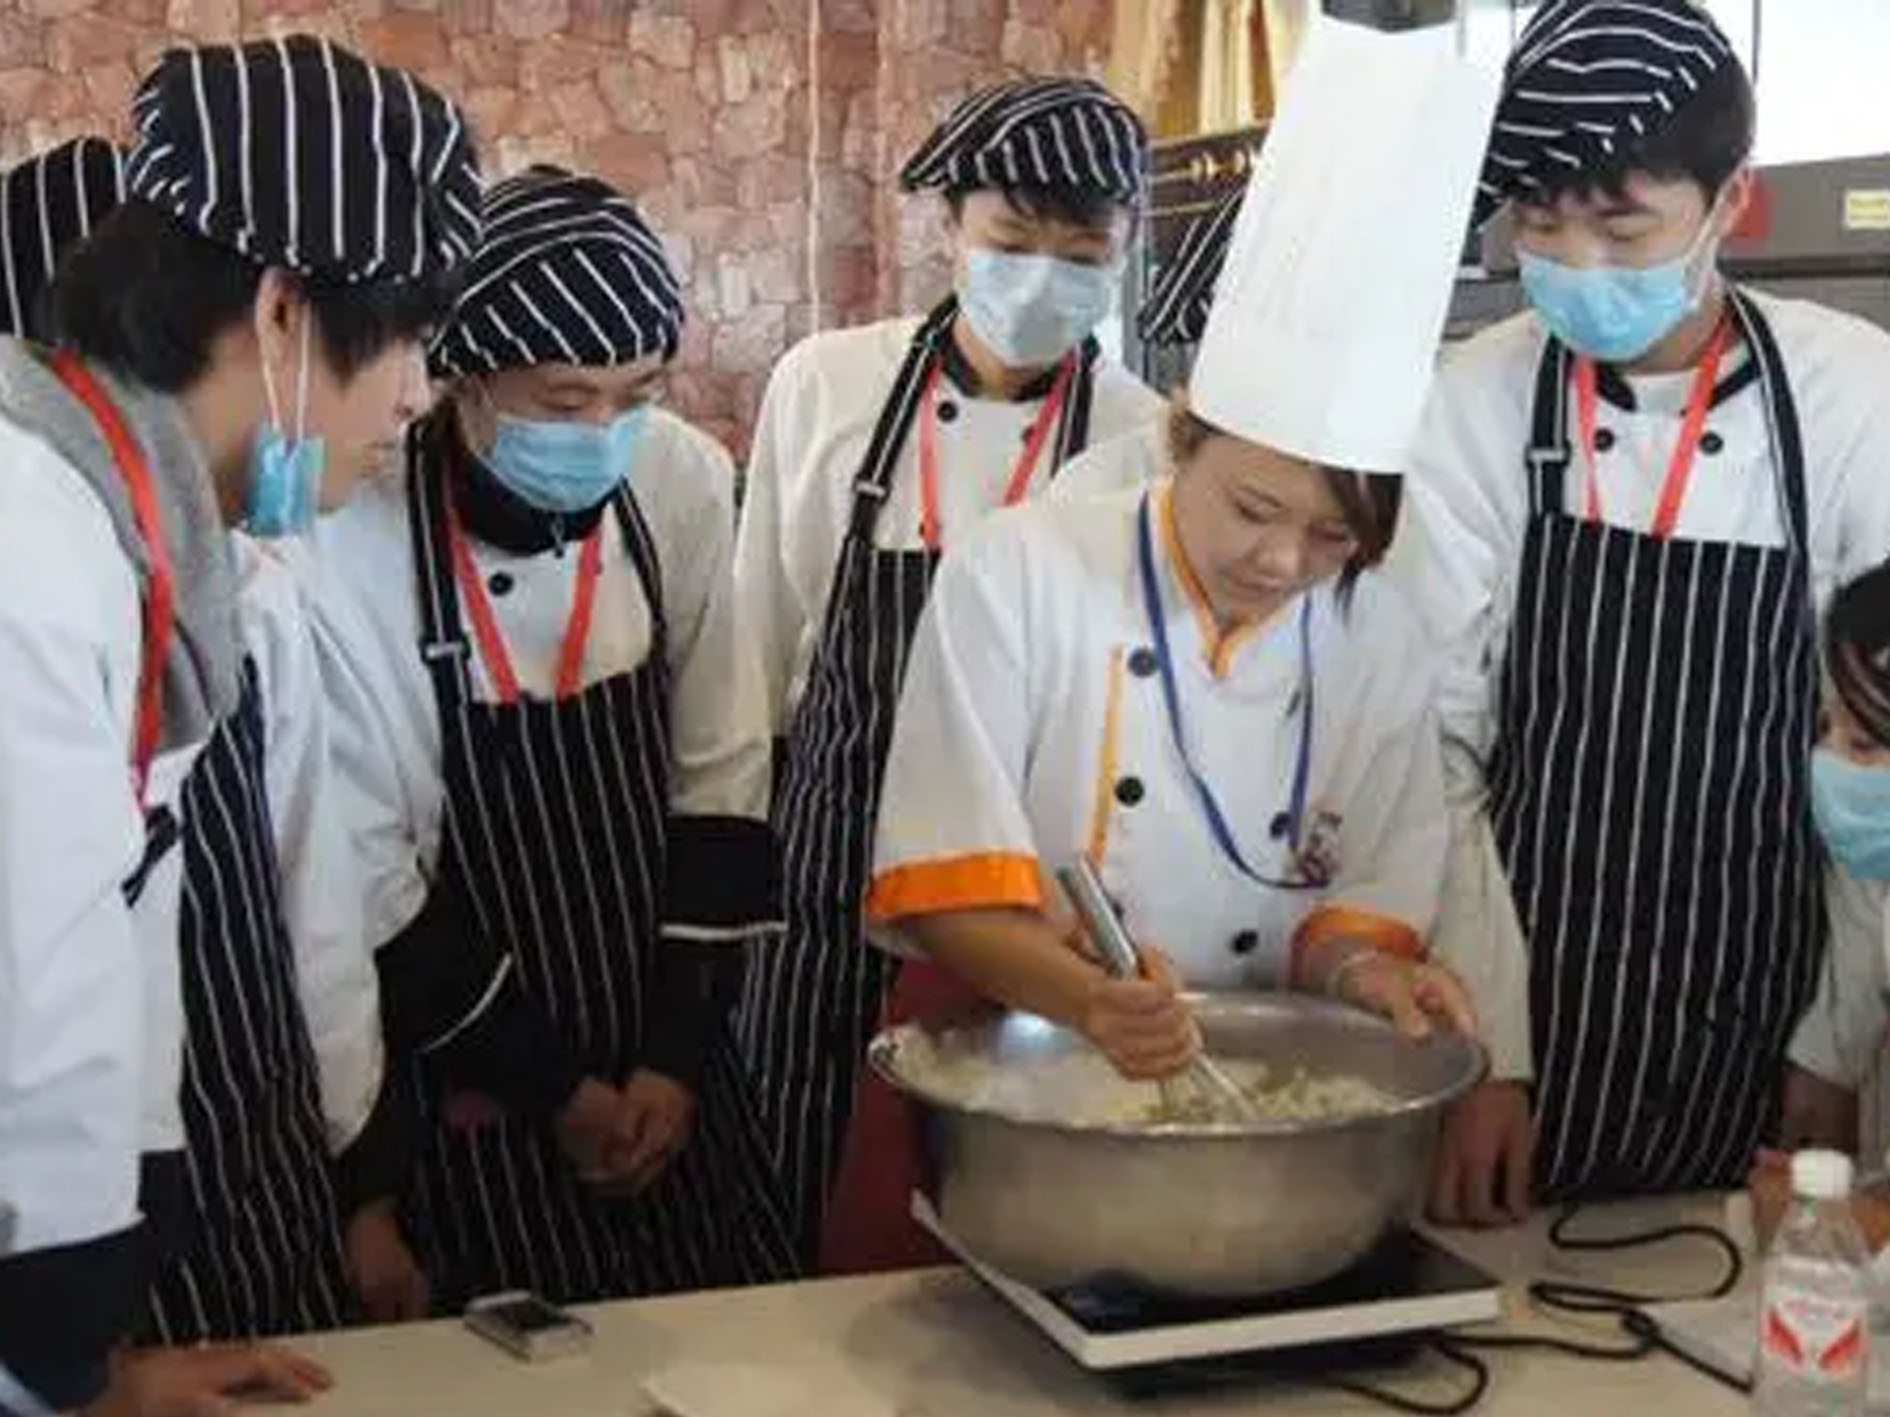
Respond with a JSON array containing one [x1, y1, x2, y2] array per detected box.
[[869, 993, 1485, 1298]]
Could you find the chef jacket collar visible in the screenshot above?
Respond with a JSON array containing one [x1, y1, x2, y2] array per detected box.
[[938, 323, 1064, 403], [1590, 344, 1758, 413]]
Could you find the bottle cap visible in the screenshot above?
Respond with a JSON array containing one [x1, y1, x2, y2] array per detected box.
[[1792, 1148, 1855, 1201]]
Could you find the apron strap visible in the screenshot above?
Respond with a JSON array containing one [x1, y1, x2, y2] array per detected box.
[[609, 485, 669, 676], [1052, 335, 1102, 470], [844, 298, 960, 546], [408, 413, 475, 713], [1524, 334, 1575, 518], [1725, 287, 1812, 559]]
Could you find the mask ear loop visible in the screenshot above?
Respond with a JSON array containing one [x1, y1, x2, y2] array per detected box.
[[292, 310, 312, 448]]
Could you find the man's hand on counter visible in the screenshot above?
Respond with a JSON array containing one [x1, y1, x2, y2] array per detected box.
[[84, 1343, 332, 1417], [1776, 1064, 1860, 1155], [345, 1199, 430, 1324], [1430, 1080, 1536, 1230]]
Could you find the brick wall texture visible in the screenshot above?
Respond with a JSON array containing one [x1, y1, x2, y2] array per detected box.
[[0, 0, 1114, 456]]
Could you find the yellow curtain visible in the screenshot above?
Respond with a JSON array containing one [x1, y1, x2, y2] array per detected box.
[[1107, 0, 1196, 134], [1258, 0, 1313, 96]]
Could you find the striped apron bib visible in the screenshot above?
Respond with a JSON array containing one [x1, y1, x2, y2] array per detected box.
[[400, 459, 797, 1308], [142, 662, 352, 1342], [1488, 289, 1824, 1199]]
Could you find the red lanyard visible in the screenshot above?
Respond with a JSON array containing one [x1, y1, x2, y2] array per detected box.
[[917, 356, 1075, 552], [445, 486, 606, 703], [1574, 321, 1731, 540], [51, 351, 174, 803]]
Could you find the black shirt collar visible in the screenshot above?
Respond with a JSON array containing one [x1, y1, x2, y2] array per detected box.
[[1592, 357, 1759, 414], [940, 321, 1065, 403], [438, 406, 612, 557]]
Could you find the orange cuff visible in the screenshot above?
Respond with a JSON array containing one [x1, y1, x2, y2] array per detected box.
[[867, 852, 1046, 923], [1291, 905, 1426, 978]]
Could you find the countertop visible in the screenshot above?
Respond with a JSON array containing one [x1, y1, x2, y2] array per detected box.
[[287, 1196, 1754, 1416]]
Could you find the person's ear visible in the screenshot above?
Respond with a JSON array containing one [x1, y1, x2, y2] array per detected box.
[[454, 374, 498, 453], [1715, 166, 1757, 237]]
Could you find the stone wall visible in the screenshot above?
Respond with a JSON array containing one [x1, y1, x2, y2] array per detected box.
[[0, 0, 1113, 456]]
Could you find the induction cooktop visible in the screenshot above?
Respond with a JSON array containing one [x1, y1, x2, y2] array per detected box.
[[912, 1193, 1504, 1375]]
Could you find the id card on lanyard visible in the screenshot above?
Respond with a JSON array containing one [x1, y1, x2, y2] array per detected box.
[[1133, 493, 1326, 892]]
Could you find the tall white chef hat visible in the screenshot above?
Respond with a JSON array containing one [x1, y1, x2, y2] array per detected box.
[[1190, 15, 1501, 475]]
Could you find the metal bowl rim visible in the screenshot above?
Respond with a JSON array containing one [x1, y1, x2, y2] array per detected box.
[[868, 995, 1488, 1140]]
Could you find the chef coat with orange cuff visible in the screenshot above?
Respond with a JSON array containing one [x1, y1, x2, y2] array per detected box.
[[866, 478, 1448, 982]]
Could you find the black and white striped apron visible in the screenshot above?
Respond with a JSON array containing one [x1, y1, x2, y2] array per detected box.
[[1488, 290, 1824, 1200], [401, 459, 797, 1309], [141, 661, 351, 1343], [738, 299, 1100, 1261]]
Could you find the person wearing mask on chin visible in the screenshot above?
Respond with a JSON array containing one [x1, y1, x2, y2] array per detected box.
[[823, 13, 1500, 1273], [733, 76, 1167, 1262], [5, 130, 435, 1352], [1396, 0, 1890, 1230], [0, 36, 478, 1417], [309, 165, 797, 1310]]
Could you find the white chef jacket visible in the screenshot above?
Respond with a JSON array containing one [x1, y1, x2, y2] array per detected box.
[[0, 413, 159, 1265], [1394, 293, 1890, 1080], [734, 316, 1167, 732], [309, 406, 769, 954], [869, 480, 1448, 987], [1048, 419, 1170, 503], [234, 535, 381, 1154]]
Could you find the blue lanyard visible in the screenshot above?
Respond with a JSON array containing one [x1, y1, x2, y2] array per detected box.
[[1134, 493, 1324, 892]]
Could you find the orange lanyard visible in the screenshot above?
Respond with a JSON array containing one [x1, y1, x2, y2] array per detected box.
[[52, 350, 174, 802], [1574, 321, 1731, 540], [917, 356, 1074, 552], [446, 487, 606, 703]]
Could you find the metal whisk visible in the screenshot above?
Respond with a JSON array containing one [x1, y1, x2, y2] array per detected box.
[[1056, 860, 1262, 1125]]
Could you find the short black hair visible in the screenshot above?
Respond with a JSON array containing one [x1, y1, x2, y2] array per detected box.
[[1528, 61, 1755, 209], [1167, 403, 1401, 603], [1826, 562, 1890, 750], [50, 198, 454, 393], [943, 181, 1130, 234]]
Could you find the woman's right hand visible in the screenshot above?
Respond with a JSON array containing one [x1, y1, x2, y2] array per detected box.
[[1078, 946, 1200, 1080]]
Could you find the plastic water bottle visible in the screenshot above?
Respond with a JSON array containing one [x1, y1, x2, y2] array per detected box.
[[1754, 1149, 1872, 1415]]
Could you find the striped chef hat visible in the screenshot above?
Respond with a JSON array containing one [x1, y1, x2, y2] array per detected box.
[[1475, 0, 1740, 226], [1136, 189, 1243, 348], [429, 165, 684, 378], [125, 35, 481, 285], [900, 76, 1148, 207], [1, 137, 123, 339]]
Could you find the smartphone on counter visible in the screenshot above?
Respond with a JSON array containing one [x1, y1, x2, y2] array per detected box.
[[463, 1291, 592, 1362]]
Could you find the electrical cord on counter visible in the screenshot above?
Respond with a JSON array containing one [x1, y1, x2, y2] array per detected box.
[[1309, 1205, 1748, 1413]]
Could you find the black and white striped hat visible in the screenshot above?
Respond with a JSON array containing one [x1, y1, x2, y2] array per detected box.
[[1476, 0, 1739, 225], [900, 77, 1148, 206], [1137, 189, 1242, 348], [429, 165, 684, 378], [1, 137, 124, 339], [124, 34, 481, 285]]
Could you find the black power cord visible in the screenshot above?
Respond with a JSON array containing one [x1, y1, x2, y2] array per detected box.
[[1310, 1205, 1749, 1413]]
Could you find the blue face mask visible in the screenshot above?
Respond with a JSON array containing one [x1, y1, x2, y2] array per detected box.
[[1811, 748, 1890, 880], [246, 317, 326, 538], [1517, 216, 1720, 364], [958, 249, 1117, 369], [485, 402, 648, 514]]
